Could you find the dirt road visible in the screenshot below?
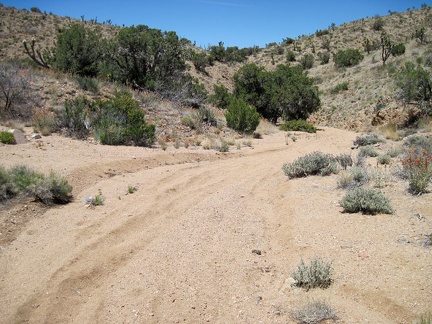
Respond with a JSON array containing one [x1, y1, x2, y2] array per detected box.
[[0, 128, 430, 323]]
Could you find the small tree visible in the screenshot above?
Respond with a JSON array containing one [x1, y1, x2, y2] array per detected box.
[[380, 31, 394, 65], [372, 17, 385, 31], [300, 54, 314, 69], [225, 97, 260, 134], [0, 62, 32, 117], [396, 62, 432, 115], [55, 24, 105, 76], [413, 27, 427, 44]]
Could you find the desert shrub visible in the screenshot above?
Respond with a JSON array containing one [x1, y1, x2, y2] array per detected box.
[[279, 120, 316, 133], [340, 187, 393, 214], [335, 153, 353, 170], [377, 154, 392, 165], [225, 97, 260, 134], [190, 51, 208, 72], [387, 146, 403, 158], [197, 106, 217, 126], [315, 29, 330, 37], [209, 84, 232, 109], [334, 49, 363, 67], [391, 43, 406, 57], [359, 145, 379, 157], [401, 149, 432, 194], [2, 165, 72, 204], [330, 81, 349, 94], [286, 50, 296, 62], [180, 115, 198, 129], [84, 189, 104, 207], [32, 107, 57, 135], [372, 17, 385, 31], [283, 152, 339, 178], [396, 62, 432, 115], [318, 51, 330, 64], [30, 7, 42, 13], [403, 136, 432, 154], [92, 92, 155, 146], [54, 24, 103, 77], [60, 96, 92, 139], [300, 54, 314, 70], [0, 166, 14, 199], [291, 300, 337, 324], [337, 166, 369, 189], [0, 131, 15, 144], [292, 258, 333, 290], [415, 312, 432, 324], [0, 61, 33, 117], [233, 63, 320, 123], [75, 76, 98, 93], [354, 133, 384, 146]]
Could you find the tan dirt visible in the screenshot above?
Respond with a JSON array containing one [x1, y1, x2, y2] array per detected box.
[[0, 127, 431, 323]]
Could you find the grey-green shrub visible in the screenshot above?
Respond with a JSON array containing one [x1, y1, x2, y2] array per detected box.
[[291, 300, 337, 324], [359, 145, 379, 157], [1, 165, 72, 204], [377, 154, 392, 165], [340, 187, 393, 215], [354, 134, 384, 146], [292, 258, 333, 290], [283, 152, 339, 178]]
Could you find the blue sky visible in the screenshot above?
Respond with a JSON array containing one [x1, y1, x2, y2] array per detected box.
[[2, 1, 429, 48]]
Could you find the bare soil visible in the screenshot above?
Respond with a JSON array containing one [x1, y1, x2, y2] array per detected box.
[[0, 127, 431, 323]]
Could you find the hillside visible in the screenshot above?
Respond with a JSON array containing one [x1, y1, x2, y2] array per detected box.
[[0, 4, 431, 133]]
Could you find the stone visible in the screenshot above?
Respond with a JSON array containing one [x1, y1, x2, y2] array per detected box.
[[31, 133, 42, 139], [9, 129, 27, 144]]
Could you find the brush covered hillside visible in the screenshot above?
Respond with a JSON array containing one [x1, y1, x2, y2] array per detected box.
[[0, 4, 431, 135], [1, 4, 432, 324]]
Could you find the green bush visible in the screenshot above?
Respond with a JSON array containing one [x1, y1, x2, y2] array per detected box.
[[391, 43, 406, 57], [334, 49, 364, 67], [0, 131, 15, 144], [340, 187, 394, 214], [283, 152, 339, 178], [286, 50, 296, 62], [60, 96, 92, 139], [209, 84, 232, 109], [279, 120, 316, 133], [225, 97, 260, 134], [92, 92, 155, 146], [292, 258, 333, 290], [330, 81, 349, 94], [300, 54, 314, 70]]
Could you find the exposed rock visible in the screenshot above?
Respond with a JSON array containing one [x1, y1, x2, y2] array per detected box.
[[9, 129, 27, 144]]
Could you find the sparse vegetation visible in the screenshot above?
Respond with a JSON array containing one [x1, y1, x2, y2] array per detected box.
[[0, 165, 72, 204], [291, 300, 337, 324], [354, 134, 384, 146], [291, 258, 333, 290], [401, 148, 432, 194], [340, 187, 394, 214]]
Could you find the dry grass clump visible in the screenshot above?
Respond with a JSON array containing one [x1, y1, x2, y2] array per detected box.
[[291, 300, 337, 324]]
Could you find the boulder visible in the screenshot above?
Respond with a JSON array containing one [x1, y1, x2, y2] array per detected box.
[[9, 129, 27, 144]]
